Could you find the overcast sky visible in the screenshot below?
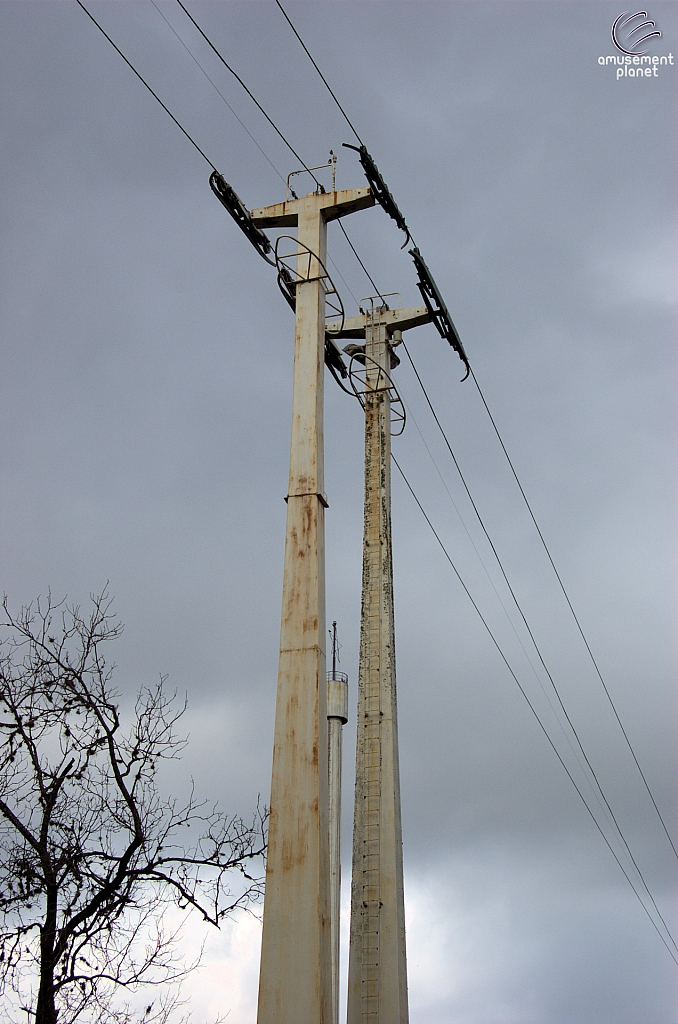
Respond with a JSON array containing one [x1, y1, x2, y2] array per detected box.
[[1, 1, 677, 1022]]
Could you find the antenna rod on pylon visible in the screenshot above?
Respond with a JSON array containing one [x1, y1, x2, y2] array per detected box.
[[327, 621, 348, 1024], [332, 620, 338, 678]]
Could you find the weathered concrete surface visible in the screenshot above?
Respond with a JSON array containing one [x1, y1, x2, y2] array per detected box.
[[254, 190, 374, 1024], [256, 199, 330, 1024], [347, 311, 409, 1024], [251, 186, 373, 229]]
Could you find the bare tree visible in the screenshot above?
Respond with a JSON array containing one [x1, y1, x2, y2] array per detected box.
[[0, 590, 266, 1024]]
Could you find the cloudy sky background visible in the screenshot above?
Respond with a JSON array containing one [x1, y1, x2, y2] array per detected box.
[[1, 1, 677, 1021]]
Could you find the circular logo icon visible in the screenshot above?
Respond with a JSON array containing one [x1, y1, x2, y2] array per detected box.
[[612, 11, 662, 56]]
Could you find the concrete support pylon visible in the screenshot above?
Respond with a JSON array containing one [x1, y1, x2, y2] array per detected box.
[[349, 308, 407, 1024], [327, 303, 430, 1024], [250, 186, 374, 1024]]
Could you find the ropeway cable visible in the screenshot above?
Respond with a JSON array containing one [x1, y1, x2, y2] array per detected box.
[[80, 0, 361, 307], [147, 1, 360, 306], [470, 365, 678, 863], [270, 0, 678, 943], [267, 0, 389, 302], [173, 0, 388, 303], [174, 0, 323, 192], [269, 1, 678, 903], [336, 223, 387, 305], [76, 0, 216, 169], [169, 0, 375, 305], [400, 340, 678, 945], [274, 0, 363, 147], [76, 0, 677, 953], [339, 245, 663, 925], [273, 0, 678, 869], [150, 0, 288, 189], [392, 454, 678, 968], [399, 390, 630, 832]]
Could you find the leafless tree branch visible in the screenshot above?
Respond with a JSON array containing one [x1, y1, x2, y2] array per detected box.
[[0, 590, 267, 1024]]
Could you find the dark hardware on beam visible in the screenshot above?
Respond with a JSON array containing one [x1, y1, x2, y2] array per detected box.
[[343, 341, 400, 370], [326, 337, 348, 379], [343, 342, 366, 366], [209, 171, 275, 265], [277, 265, 297, 311], [273, 272, 349, 382], [343, 144, 411, 248], [409, 248, 470, 381]]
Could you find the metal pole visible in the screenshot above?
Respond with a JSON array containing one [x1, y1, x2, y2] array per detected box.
[[327, 624, 348, 1024], [250, 187, 374, 1024]]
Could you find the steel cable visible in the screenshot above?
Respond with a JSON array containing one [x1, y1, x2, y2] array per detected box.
[[470, 365, 678, 863], [175, 0, 323, 191], [401, 340, 678, 948], [76, 0, 678, 958], [274, 0, 364, 146], [76, 0, 216, 169], [392, 454, 678, 967], [151, 0, 288, 188], [273, 0, 678, 872]]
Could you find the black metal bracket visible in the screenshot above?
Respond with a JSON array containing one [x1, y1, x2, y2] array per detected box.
[[277, 265, 297, 312], [208, 171, 353, 388], [343, 144, 411, 248], [409, 248, 470, 380], [209, 171, 275, 266], [325, 337, 348, 380]]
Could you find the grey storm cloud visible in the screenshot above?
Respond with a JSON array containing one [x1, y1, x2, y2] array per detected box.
[[1, 2, 676, 1022]]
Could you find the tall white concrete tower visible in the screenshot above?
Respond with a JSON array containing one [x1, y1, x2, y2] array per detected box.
[[249, 186, 373, 1024], [327, 303, 430, 1024]]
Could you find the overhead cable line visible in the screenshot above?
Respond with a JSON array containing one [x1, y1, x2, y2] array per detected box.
[[75, 4, 359, 403], [274, 0, 678, 934], [274, 0, 677, 867], [159, 2, 362, 306], [273, 0, 468, 380], [77, 0, 282, 274], [274, 3, 413, 250], [169, 1, 383, 303], [392, 454, 678, 968], [400, 341, 678, 939], [81, 0, 675, 892], [324, 250, 360, 310], [337, 222, 386, 304], [77, 0, 676, 962], [273, 0, 416, 257], [150, 0, 287, 188], [400, 391, 625, 825], [172, 0, 371, 309], [75, 0, 215, 169], [274, 0, 363, 146], [158, 0, 384, 307], [174, 0, 322, 191], [272, 0, 628, 862], [470, 366, 678, 864], [153, 1, 361, 303]]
